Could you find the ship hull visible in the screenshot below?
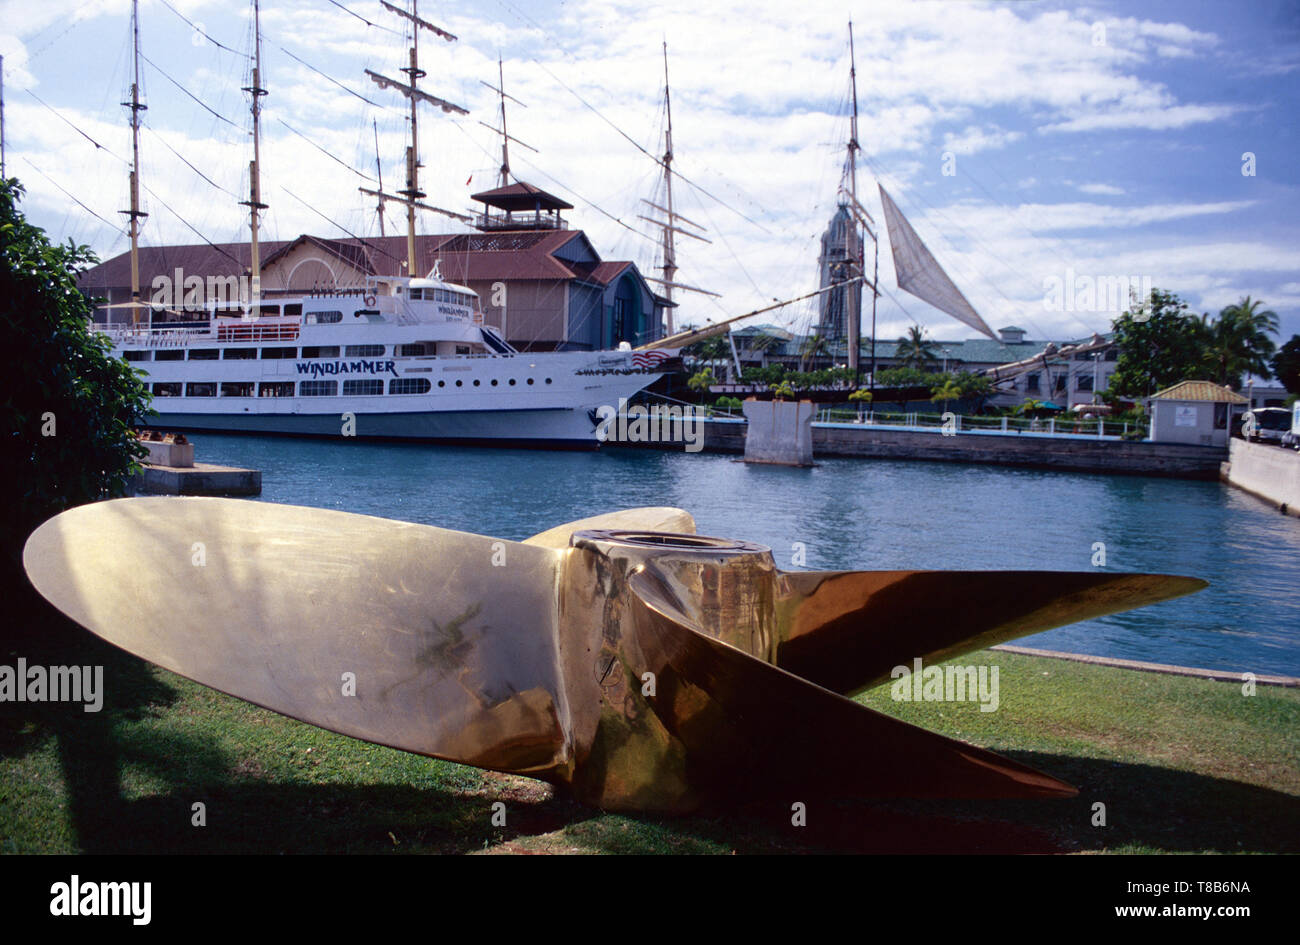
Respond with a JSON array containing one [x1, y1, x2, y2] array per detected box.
[[145, 406, 601, 449]]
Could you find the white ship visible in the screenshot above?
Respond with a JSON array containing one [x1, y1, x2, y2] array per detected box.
[[102, 272, 669, 448], [95, 0, 673, 447]]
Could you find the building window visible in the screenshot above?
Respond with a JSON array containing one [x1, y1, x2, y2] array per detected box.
[[301, 346, 341, 359], [1025, 373, 1040, 392], [258, 382, 295, 397], [344, 345, 385, 357], [152, 382, 181, 397], [343, 379, 383, 396], [1077, 375, 1094, 392], [613, 297, 628, 344], [1214, 403, 1228, 430], [185, 383, 217, 397], [389, 378, 432, 395], [1055, 374, 1068, 393], [220, 382, 254, 397]]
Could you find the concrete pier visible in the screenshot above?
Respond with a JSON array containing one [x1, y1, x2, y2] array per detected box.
[[130, 462, 261, 496], [742, 399, 815, 466], [1222, 438, 1300, 515], [610, 416, 1227, 479]]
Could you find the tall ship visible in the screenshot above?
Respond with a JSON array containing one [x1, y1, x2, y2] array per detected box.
[[95, 0, 673, 448]]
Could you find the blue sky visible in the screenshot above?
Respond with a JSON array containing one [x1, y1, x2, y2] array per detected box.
[[2, 0, 1297, 352]]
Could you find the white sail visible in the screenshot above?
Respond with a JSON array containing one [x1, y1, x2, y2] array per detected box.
[[879, 184, 997, 341]]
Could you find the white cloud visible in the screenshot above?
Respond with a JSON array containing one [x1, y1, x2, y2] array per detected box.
[[1075, 182, 1125, 196]]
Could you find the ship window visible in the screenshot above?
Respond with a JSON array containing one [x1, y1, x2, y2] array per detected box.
[[223, 348, 257, 360], [152, 382, 181, 397], [188, 348, 220, 360], [155, 350, 184, 361], [455, 380, 463, 387], [389, 378, 432, 395], [527, 378, 534, 385], [343, 379, 384, 396], [508, 378, 516, 385], [261, 347, 297, 359], [409, 289, 423, 300], [220, 382, 254, 397], [398, 343, 428, 356], [301, 346, 341, 359], [124, 350, 150, 361], [309, 310, 343, 324], [258, 382, 295, 397], [186, 383, 217, 397], [284, 303, 303, 317], [545, 378, 553, 384], [473, 379, 481, 387], [437, 380, 446, 388], [456, 345, 470, 355], [299, 381, 338, 397], [345, 345, 385, 357], [490, 379, 498, 386], [254, 304, 280, 317]]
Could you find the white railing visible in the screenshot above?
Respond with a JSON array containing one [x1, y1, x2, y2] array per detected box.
[[814, 408, 1132, 440]]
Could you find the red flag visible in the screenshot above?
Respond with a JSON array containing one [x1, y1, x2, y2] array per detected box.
[[466, 174, 472, 186]]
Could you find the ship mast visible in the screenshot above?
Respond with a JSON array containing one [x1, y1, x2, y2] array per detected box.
[[362, 0, 470, 278], [121, 0, 148, 324], [240, 0, 268, 307], [640, 43, 717, 340], [846, 21, 860, 374], [478, 56, 535, 190], [1, 54, 7, 180]]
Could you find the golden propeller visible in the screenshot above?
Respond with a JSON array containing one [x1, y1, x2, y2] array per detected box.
[[23, 498, 1206, 813]]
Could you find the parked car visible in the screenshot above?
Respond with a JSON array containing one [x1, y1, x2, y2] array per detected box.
[[1244, 407, 1293, 444]]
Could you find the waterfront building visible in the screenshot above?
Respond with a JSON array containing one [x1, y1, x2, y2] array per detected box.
[[729, 324, 1119, 408], [77, 182, 671, 353], [1148, 380, 1248, 447]]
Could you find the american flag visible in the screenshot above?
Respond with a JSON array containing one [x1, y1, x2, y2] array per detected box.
[[631, 349, 676, 369]]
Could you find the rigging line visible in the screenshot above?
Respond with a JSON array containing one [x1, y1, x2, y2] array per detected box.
[[276, 45, 387, 110], [156, 0, 249, 57], [146, 127, 238, 199], [279, 186, 406, 268], [323, 0, 402, 35], [277, 118, 377, 182], [140, 53, 238, 128], [137, 181, 243, 269], [22, 89, 125, 160], [529, 57, 773, 235], [19, 156, 128, 237]]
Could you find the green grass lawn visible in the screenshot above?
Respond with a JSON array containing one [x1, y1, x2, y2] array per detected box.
[[2, 624, 1296, 854]]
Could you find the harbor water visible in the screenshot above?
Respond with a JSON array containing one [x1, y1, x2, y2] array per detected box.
[[192, 433, 1300, 677]]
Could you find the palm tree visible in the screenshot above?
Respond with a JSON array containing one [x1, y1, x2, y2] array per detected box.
[[895, 325, 939, 371], [799, 332, 830, 371], [1201, 296, 1279, 389]]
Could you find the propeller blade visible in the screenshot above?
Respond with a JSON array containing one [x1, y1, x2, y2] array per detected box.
[[23, 497, 570, 775], [628, 569, 1077, 801], [523, 507, 695, 548], [775, 570, 1208, 696]]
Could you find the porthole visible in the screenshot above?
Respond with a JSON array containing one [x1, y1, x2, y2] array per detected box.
[[527, 378, 534, 385], [438, 380, 446, 388], [473, 379, 481, 387], [490, 379, 498, 386], [508, 378, 516, 386], [545, 378, 553, 384], [455, 380, 463, 387]]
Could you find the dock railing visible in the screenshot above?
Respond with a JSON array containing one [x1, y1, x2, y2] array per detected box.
[[814, 408, 1132, 440]]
